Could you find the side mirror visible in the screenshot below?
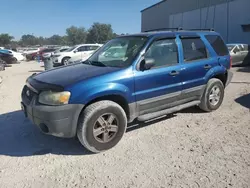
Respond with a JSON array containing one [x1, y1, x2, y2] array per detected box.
[[140, 58, 155, 71]]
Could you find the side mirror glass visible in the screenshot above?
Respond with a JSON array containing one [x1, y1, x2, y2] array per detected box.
[[140, 58, 155, 71]]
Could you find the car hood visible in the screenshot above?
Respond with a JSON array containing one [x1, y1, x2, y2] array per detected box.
[[32, 63, 120, 88], [54, 51, 70, 57]]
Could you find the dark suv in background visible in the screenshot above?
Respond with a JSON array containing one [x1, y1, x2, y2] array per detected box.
[[21, 29, 233, 153]]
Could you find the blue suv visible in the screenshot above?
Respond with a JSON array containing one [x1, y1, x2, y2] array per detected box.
[[21, 30, 233, 153]]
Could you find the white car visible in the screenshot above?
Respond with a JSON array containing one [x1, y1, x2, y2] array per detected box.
[[67, 49, 98, 65], [22, 48, 40, 55], [5, 49, 26, 61], [53, 44, 102, 66]]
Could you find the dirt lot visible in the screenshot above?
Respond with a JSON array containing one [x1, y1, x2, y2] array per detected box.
[[0, 62, 250, 188]]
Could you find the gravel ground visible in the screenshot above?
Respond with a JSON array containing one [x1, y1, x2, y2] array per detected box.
[[0, 62, 250, 188]]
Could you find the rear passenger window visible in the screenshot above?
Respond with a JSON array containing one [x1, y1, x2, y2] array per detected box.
[[145, 39, 178, 68], [205, 35, 228, 56], [181, 38, 208, 62]]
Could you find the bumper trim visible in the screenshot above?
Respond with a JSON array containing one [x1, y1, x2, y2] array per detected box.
[[22, 98, 84, 138], [226, 70, 233, 87]]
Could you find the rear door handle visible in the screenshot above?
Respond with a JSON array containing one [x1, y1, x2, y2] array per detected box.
[[204, 64, 212, 69], [169, 70, 179, 76]]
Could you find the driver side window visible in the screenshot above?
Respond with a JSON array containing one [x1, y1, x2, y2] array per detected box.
[[145, 38, 178, 69], [77, 46, 87, 52]]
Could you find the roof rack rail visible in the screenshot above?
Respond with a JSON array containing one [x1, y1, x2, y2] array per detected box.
[[185, 28, 215, 31], [144, 27, 183, 32]]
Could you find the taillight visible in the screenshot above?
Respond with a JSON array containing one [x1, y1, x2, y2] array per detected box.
[[230, 56, 232, 68]]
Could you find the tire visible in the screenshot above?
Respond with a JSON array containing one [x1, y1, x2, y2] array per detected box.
[[77, 100, 127, 153], [199, 78, 224, 112], [62, 57, 70, 65]]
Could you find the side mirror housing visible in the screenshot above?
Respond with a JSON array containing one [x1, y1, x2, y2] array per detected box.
[[140, 58, 155, 71]]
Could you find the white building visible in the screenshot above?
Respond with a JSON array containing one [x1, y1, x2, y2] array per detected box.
[[141, 0, 250, 44]]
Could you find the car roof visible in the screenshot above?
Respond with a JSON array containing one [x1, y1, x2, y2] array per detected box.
[[76, 44, 102, 47], [119, 30, 219, 38]]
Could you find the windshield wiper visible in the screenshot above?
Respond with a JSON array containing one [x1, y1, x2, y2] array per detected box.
[[85, 60, 107, 67], [82, 60, 92, 65]]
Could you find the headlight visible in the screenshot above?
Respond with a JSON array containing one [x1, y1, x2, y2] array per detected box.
[[39, 91, 71, 105]]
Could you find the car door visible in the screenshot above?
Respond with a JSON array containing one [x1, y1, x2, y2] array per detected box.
[[231, 45, 242, 64], [178, 35, 217, 101], [238, 44, 246, 62], [134, 38, 183, 115], [242, 45, 250, 65], [75, 46, 86, 60]]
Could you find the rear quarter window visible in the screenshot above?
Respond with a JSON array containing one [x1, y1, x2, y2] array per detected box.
[[205, 35, 229, 56]]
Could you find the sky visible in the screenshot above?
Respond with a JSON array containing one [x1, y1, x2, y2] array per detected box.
[[0, 0, 161, 40]]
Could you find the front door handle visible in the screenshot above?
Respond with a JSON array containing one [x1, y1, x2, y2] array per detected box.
[[204, 64, 212, 69], [169, 70, 179, 76]]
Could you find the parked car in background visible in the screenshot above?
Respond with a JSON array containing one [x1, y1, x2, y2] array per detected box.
[[227, 44, 250, 66], [22, 48, 40, 60], [67, 46, 101, 65], [52, 44, 102, 66], [6, 49, 25, 61], [0, 49, 18, 64], [23, 48, 40, 54], [21, 30, 233, 153], [43, 47, 69, 59], [37, 48, 56, 60]]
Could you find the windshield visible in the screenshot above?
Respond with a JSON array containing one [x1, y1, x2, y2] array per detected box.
[[227, 45, 235, 51], [60, 48, 69, 52], [65, 46, 77, 52], [87, 37, 147, 68]]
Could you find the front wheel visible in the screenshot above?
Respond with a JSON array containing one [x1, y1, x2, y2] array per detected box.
[[77, 100, 127, 153], [199, 78, 224, 112], [62, 57, 70, 65]]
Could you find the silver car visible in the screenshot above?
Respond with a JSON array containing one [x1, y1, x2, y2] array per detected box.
[[227, 44, 250, 66]]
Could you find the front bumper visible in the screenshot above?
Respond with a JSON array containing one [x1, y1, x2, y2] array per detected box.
[[21, 86, 84, 138], [226, 70, 233, 87]]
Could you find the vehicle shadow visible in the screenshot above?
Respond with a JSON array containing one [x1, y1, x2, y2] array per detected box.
[[126, 114, 176, 133], [237, 66, 250, 73], [0, 110, 177, 157], [177, 106, 205, 114], [0, 110, 91, 157], [235, 93, 250, 109]]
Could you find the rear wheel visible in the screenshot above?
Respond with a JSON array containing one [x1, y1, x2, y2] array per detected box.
[[199, 78, 224, 112], [77, 100, 127, 153]]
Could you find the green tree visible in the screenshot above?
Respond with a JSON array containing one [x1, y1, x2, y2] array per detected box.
[[60, 36, 70, 45], [112, 33, 119, 38], [66, 26, 87, 45], [20, 34, 39, 46], [48, 35, 63, 45], [0, 34, 14, 46], [86, 23, 114, 43]]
